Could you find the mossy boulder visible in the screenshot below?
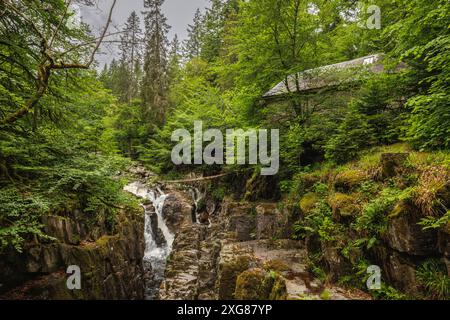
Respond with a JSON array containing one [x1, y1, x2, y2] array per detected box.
[[334, 170, 368, 191], [268, 274, 287, 300], [234, 268, 271, 300], [385, 201, 438, 256], [234, 268, 287, 300], [299, 193, 320, 214], [217, 243, 256, 299], [327, 193, 359, 219]]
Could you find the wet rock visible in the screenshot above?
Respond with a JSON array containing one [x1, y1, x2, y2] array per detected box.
[[163, 191, 193, 232], [374, 246, 421, 295], [199, 212, 210, 225], [385, 202, 438, 256]]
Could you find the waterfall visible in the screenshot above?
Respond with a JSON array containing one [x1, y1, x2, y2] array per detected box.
[[189, 187, 203, 224], [189, 187, 213, 226], [124, 182, 174, 300]]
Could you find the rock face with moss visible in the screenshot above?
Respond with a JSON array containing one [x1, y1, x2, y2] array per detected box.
[[0, 207, 146, 300], [159, 192, 369, 300], [289, 146, 449, 299]]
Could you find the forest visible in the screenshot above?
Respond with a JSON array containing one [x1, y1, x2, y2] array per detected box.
[[0, 0, 449, 301]]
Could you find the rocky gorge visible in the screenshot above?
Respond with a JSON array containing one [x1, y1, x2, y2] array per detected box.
[[1, 148, 448, 300]]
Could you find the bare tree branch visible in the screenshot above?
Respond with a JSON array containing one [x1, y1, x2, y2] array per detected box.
[[86, 0, 117, 67], [0, 0, 118, 127], [49, 0, 73, 47]]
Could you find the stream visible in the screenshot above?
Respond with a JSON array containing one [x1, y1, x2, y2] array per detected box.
[[124, 182, 174, 300]]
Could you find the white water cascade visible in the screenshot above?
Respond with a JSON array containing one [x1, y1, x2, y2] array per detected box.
[[124, 182, 174, 299]]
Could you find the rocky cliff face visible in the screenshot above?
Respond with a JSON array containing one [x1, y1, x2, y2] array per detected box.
[[158, 188, 370, 300], [157, 152, 448, 300], [0, 207, 147, 300], [296, 152, 449, 298]]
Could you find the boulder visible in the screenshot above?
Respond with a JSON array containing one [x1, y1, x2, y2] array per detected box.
[[374, 246, 421, 295], [234, 268, 287, 300], [216, 243, 256, 300], [327, 193, 359, 220], [334, 170, 368, 191], [385, 201, 438, 256]]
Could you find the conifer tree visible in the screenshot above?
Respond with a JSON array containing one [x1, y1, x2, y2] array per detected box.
[[183, 8, 203, 60], [141, 0, 170, 128], [168, 34, 182, 83], [119, 11, 143, 103]]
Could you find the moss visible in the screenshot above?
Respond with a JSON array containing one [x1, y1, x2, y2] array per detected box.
[[219, 254, 254, 300], [234, 268, 287, 300], [334, 170, 368, 191], [234, 268, 271, 300], [320, 289, 332, 300], [263, 259, 290, 273], [95, 235, 115, 248], [268, 274, 287, 300], [328, 193, 359, 218], [388, 201, 410, 219], [299, 192, 320, 214]]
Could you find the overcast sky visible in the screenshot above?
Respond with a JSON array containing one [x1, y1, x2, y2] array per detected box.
[[78, 0, 209, 67]]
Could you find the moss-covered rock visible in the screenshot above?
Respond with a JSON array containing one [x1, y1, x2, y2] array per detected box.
[[334, 170, 368, 191], [385, 201, 438, 256], [299, 193, 320, 214], [1, 207, 146, 300], [268, 274, 287, 300], [234, 268, 271, 300], [263, 259, 290, 273], [327, 193, 359, 219], [217, 243, 256, 300], [234, 268, 287, 300]]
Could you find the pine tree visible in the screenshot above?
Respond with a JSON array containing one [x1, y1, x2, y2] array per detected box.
[[119, 11, 143, 103], [200, 0, 239, 62], [168, 34, 182, 83], [141, 0, 170, 128], [183, 8, 203, 60]]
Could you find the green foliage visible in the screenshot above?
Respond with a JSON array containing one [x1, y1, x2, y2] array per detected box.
[[380, 0, 450, 150], [371, 284, 408, 300], [353, 188, 413, 236], [325, 111, 376, 164], [0, 2, 136, 253], [295, 199, 337, 242], [416, 259, 450, 300], [0, 186, 52, 253], [419, 211, 450, 231]]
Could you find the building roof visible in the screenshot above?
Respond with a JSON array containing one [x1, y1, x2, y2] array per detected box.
[[263, 54, 385, 99]]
